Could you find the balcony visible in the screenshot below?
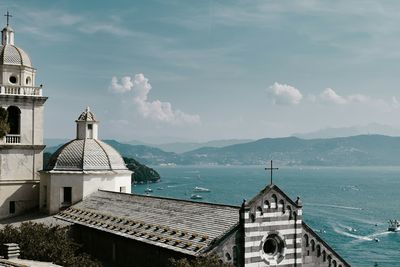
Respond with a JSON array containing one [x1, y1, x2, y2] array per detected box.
[[5, 134, 20, 144], [0, 84, 42, 97]]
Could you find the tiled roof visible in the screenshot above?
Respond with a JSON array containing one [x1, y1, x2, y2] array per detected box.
[[46, 139, 128, 171], [0, 45, 32, 67], [77, 109, 96, 122], [55, 190, 240, 256]]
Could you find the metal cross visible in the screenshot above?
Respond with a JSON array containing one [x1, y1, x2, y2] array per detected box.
[[265, 160, 279, 185], [4, 11, 12, 26]]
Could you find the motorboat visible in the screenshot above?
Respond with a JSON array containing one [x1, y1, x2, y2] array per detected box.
[[145, 187, 153, 193], [388, 220, 400, 232], [193, 186, 210, 192], [190, 194, 203, 200]]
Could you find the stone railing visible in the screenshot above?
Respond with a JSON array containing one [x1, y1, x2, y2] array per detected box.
[[5, 134, 20, 144], [0, 84, 42, 96]]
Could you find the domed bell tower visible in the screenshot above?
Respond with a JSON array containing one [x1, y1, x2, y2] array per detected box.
[[0, 12, 47, 219]]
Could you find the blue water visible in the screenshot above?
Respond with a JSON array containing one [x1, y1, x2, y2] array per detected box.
[[132, 166, 400, 267]]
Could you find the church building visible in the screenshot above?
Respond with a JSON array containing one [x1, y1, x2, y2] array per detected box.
[[0, 17, 47, 219], [40, 107, 132, 214], [56, 184, 351, 267]]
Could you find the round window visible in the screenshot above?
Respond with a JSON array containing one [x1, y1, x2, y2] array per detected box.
[[261, 233, 286, 264], [263, 238, 278, 255], [9, 76, 17, 84]]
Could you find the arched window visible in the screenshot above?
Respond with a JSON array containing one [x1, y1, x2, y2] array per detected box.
[[279, 199, 285, 213], [310, 239, 315, 252], [264, 200, 270, 208], [322, 250, 326, 261], [257, 206, 263, 216], [332, 260, 337, 267], [303, 234, 309, 247], [7, 106, 21, 134], [316, 245, 321, 257], [287, 205, 292, 220], [271, 194, 277, 209], [327, 255, 332, 267]]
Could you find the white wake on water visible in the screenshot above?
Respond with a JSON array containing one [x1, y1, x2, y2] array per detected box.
[[333, 224, 391, 243], [308, 203, 363, 210]]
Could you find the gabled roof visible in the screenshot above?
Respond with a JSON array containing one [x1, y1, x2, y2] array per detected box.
[[55, 190, 240, 256], [246, 183, 301, 208]]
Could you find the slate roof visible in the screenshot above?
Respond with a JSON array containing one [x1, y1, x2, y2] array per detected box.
[[76, 108, 96, 122], [46, 139, 128, 172], [0, 45, 32, 67], [55, 190, 240, 256]]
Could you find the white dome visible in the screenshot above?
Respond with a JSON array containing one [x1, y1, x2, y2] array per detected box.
[[46, 139, 128, 172], [0, 44, 32, 67]]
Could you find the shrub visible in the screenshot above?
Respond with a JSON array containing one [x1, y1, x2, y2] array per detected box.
[[168, 254, 234, 267], [0, 222, 101, 267]]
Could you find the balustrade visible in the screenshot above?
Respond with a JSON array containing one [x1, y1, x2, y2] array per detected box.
[[0, 85, 42, 96], [5, 134, 21, 144]]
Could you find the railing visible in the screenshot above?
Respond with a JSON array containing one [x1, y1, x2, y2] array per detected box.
[[5, 134, 21, 144], [0, 84, 42, 96]]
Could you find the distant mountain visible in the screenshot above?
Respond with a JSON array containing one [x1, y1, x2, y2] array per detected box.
[[44, 135, 400, 166], [182, 135, 400, 166], [103, 140, 181, 165], [293, 123, 400, 139], [153, 139, 254, 153]]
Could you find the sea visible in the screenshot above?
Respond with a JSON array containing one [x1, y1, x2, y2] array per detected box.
[[132, 166, 400, 267]]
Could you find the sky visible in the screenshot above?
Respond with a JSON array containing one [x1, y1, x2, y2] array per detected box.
[[2, 0, 400, 143]]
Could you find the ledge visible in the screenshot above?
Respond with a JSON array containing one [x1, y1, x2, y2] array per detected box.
[[0, 144, 46, 150]]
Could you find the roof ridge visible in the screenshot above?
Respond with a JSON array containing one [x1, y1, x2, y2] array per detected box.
[[98, 190, 241, 209], [94, 139, 112, 170], [81, 138, 86, 170]]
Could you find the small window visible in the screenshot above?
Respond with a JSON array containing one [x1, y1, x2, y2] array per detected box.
[[63, 187, 72, 204], [88, 124, 93, 130], [26, 76, 31, 85], [9, 76, 17, 84], [9, 201, 15, 214], [120, 186, 126, 193]]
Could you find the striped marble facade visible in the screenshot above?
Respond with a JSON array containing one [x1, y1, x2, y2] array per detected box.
[[242, 185, 303, 267]]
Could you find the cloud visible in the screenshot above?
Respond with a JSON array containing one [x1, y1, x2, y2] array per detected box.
[[110, 73, 201, 125], [320, 88, 347, 104], [319, 88, 371, 105], [110, 76, 134, 93], [267, 82, 303, 105]]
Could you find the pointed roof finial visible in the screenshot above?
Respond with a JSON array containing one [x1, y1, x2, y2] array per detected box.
[[4, 11, 12, 27]]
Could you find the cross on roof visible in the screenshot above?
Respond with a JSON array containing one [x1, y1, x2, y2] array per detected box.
[[4, 11, 12, 26], [265, 160, 279, 185]]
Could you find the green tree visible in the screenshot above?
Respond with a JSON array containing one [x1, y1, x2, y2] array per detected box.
[[169, 255, 235, 267], [0, 222, 101, 267], [0, 106, 9, 138]]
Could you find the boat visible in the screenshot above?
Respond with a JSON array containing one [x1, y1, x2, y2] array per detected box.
[[190, 194, 203, 200], [388, 220, 400, 232], [145, 187, 153, 193], [193, 186, 210, 192], [374, 238, 380, 242]]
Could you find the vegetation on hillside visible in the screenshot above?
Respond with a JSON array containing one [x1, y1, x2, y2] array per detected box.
[[0, 222, 101, 267], [123, 157, 161, 183], [0, 107, 9, 138], [168, 255, 234, 267]]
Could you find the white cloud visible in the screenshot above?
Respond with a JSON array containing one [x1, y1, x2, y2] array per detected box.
[[110, 76, 134, 93], [268, 82, 303, 105], [110, 73, 201, 125], [320, 88, 348, 104], [319, 88, 371, 105]]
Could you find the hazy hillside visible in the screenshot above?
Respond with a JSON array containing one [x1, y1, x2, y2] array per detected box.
[[182, 135, 400, 166], [154, 139, 254, 153], [44, 135, 400, 166]]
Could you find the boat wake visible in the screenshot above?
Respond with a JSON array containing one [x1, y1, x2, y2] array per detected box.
[[308, 203, 363, 210], [333, 224, 391, 243]]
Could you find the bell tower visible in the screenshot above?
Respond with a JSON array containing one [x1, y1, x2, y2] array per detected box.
[[0, 13, 47, 219]]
